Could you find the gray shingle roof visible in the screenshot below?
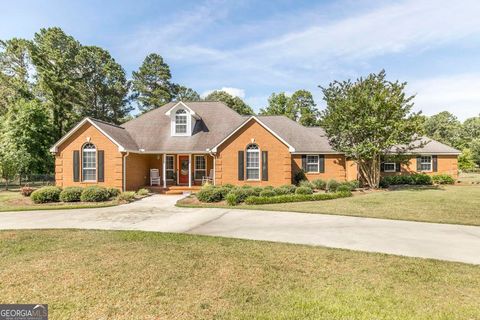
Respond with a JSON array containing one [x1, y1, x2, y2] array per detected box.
[[390, 136, 461, 154], [79, 103, 460, 156], [121, 101, 245, 152]]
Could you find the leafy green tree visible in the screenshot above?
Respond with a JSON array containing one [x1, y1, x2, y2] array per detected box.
[[289, 90, 319, 126], [0, 38, 34, 114], [458, 148, 477, 170], [172, 84, 200, 101], [320, 70, 424, 188], [0, 99, 54, 176], [423, 111, 462, 149], [31, 27, 82, 141], [76, 46, 131, 123], [470, 138, 480, 166], [259, 92, 295, 119], [205, 90, 254, 115], [462, 116, 480, 145], [131, 53, 173, 113]]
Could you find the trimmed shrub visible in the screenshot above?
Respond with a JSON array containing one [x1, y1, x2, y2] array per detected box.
[[273, 187, 291, 195], [107, 188, 121, 198], [222, 183, 236, 191], [118, 191, 136, 202], [311, 179, 326, 190], [245, 191, 352, 205], [80, 186, 109, 202], [299, 180, 314, 189], [411, 173, 432, 185], [295, 186, 313, 195], [59, 187, 83, 202], [196, 186, 223, 203], [293, 170, 307, 185], [346, 180, 360, 190], [326, 179, 340, 192], [252, 186, 264, 196], [137, 188, 149, 196], [227, 187, 257, 203], [432, 174, 455, 185], [336, 184, 352, 193], [279, 184, 297, 194], [225, 192, 239, 206], [380, 174, 433, 187], [259, 189, 276, 197], [31, 186, 62, 203], [20, 186, 35, 197]]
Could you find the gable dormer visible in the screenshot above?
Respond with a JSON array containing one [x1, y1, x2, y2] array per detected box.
[[165, 102, 201, 136]]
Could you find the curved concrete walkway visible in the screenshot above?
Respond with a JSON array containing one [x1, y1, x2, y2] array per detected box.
[[1, 195, 479, 265]]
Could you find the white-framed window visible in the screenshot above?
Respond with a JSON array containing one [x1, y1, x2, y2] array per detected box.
[[246, 144, 260, 180], [194, 155, 206, 180], [82, 143, 96, 182], [306, 155, 320, 173], [384, 162, 396, 172], [175, 109, 187, 134], [420, 156, 432, 171], [166, 155, 175, 180]]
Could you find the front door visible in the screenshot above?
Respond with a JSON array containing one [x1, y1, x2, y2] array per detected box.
[[178, 156, 189, 184]]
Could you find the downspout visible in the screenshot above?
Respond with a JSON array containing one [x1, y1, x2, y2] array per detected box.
[[123, 152, 130, 192], [207, 148, 216, 185]]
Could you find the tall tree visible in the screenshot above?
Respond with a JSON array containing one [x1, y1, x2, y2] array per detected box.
[[289, 90, 319, 126], [131, 53, 173, 113], [0, 99, 54, 176], [31, 27, 82, 141], [0, 38, 34, 114], [423, 111, 462, 149], [259, 92, 295, 119], [171, 84, 200, 101], [320, 70, 424, 188], [76, 46, 131, 123], [205, 90, 254, 115]]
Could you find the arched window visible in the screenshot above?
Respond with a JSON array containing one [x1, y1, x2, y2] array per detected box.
[[246, 144, 260, 180], [82, 143, 97, 181], [175, 109, 188, 134]]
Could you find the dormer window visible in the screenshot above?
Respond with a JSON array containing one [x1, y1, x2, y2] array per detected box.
[[175, 109, 188, 134]]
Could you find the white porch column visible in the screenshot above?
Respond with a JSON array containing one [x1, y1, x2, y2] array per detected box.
[[213, 156, 216, 186], [162, 154, 166, 188], [188, 154, 192, 187]]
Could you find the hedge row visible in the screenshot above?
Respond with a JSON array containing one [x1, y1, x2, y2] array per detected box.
[[299, 179, 359, 192], [244, 190, 352, 205], [380, 173, 455, 187], [197, 184, 300, 203], [30, 186, 130, 204]]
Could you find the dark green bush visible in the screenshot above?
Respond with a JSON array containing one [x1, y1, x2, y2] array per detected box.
[[196, 186, 223, 203], [295, 186, 313, 195], [411, 174, 432, 185], [336, 184, 352, 193], [225, 192, 239, 206], [252, 186, 264, 196], [227, 187, 257, 203], [107, 188, 121, 198], [326, 179, 340, 192], [279, 184, 297, 194], [311, 179, 326, 190], [31, 186, 62, 203], [59, 187, 83, 202], [293, 170, 307, 185], [432, 174, 455, 185], [245, 191, 352, 205], [380, 174, 433, 187], [80, 186, 109, 202], [259, 189, 276, 197], [346, 180, 360, 190]]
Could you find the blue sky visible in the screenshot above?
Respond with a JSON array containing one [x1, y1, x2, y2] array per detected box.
[[1, 0, 480, 120]]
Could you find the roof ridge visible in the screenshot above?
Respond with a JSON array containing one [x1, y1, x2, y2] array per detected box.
[[88, 117, 125, 129]]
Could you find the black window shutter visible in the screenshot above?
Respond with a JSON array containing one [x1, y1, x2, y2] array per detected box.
[[238, 151, 244, 181], [301, 155, 307, 171], [319, 155, 325, 173], [98, 150, 105, 182], [380, 162, 385, 172], [73, 150, 80, 182], [432, 155, 438, 172], [262, 151, 268, 181], [396, 162, 401, 172], [416, 156, 422, 171]]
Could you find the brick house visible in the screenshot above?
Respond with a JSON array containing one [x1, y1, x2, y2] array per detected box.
[[50, 101, 460, 191]]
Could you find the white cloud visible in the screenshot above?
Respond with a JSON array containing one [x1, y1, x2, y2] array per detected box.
[[409, 74, 480, 120], [202, 87, 245, 99]]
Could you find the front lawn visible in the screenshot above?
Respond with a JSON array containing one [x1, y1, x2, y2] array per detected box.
[[0, 230, 479, 319], [0, 191, 118, 212], [179, 185, 480, 226]]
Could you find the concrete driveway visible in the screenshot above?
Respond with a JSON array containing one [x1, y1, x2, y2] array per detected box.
[[1, 194, 480, 265]]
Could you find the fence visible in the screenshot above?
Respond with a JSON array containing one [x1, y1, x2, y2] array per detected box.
[[0, 174, 55, 189]]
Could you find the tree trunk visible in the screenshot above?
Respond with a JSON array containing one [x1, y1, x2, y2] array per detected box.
[[357, 155, 381, 189]]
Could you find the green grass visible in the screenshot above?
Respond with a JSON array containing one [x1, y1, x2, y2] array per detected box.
[[0, 230, 479, 319], [458, 172, 480, 184], [179, 185, 480, 226], [0, 191, 118, 212]]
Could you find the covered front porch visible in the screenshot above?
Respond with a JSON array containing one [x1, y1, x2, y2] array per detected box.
[[124, 152, 215, 192]]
